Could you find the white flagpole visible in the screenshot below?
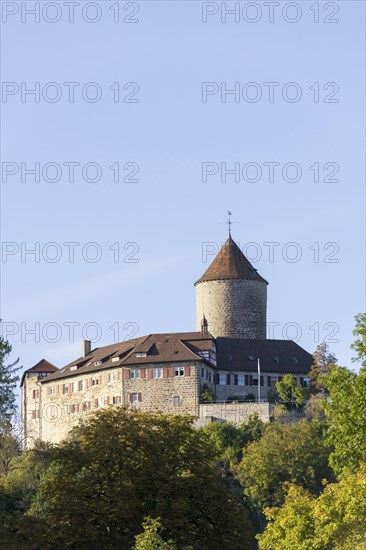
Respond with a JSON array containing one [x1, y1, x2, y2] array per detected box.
[[257, 358, 261, 403]]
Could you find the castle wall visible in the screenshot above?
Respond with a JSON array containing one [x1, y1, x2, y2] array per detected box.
[[196, 279, 267, 339], [23, 362, 203, 447], [197, 402, 272, 427]]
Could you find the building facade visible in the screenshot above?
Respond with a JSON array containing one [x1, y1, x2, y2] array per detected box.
[[21, 235, 313, 447]]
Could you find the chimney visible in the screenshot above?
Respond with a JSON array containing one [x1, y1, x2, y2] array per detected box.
[[82, 340, 91, 358]]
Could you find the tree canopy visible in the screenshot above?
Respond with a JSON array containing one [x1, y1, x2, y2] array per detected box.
[[0, 337, 21, 419], [29, 408, 254, 549]]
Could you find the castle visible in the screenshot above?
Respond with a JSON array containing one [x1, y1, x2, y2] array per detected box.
[[21, 234, 313, 447]]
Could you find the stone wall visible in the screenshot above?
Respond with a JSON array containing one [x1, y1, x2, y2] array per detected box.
[[22, 361, 203, 447], [196, 278, 267, 339], [197, 402, 272, 427]]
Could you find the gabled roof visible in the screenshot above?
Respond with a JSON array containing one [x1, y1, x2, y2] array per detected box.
[[195, 235, 268, 285], [216, 338, 313, 374], [20, 359, 58, 387], [41, 333, 215, 382]]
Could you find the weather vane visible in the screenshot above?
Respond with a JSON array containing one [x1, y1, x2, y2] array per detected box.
[[227, 210, 232, 236]]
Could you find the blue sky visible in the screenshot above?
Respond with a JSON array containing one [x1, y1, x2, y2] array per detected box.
[[1, 0, 365, 389]]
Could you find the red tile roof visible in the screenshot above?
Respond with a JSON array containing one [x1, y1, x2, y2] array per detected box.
[[20, 359, 58, 386], [195, 236, 268, 285]]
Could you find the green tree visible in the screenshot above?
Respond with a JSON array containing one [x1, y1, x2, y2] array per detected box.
[[309, 342, 337, 392], [237, 420, 333, 513], [322, 365, 366, 474], [30, 408, 254, 549], [0, 337, 21, 419], [257, 463, 366, 550], [0, 417, 21, 475], [133, 517, 177, 550], [275, 374, 305, 408], [0, 442, 52, 549], [351, 313, 366, 367], [200, 384, 215, 402], [200, 415, 265, 477]]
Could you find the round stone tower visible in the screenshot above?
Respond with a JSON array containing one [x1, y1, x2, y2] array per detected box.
[[195, 235, 268, 339]]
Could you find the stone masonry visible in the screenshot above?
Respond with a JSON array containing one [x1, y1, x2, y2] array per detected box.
[[196, 278, 267, 339]]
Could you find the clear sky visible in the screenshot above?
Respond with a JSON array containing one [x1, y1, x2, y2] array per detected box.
[[1, 0, 365, 393]]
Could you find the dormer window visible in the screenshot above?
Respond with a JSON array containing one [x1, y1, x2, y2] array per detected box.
[[248, 355, 254, 360], [273, 356, 279, 362], [135, 352, 147, 358], [227, 354, 232, 360]]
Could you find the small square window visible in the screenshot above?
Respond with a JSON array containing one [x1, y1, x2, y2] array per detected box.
[[238, 374, 244, 386], [173, 396, 180, 406], [174, 367, 184, 377], [219, 374, 227, 385]]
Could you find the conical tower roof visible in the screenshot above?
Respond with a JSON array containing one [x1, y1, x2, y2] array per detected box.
[[195, 235, 268, 286]]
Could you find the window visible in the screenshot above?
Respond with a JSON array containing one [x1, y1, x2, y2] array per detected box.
[[82, 402, 88, 411], [252, 375, 259, 386], [32, 410, 37, 419], [94, 398, 99, 408], [71, 404, 77, 414], [174, 367, 184, 377], [173, 396, 180, 406], [103, 397, 110, 407], [152, 368, 163, 379], [303, 376, 310, 388], [113, 395, 121, 405], [112, 356, 120, 363], [135, 352, 146, 358], [130, 393, 140, 403], [32, 389, 39, 399], [201, 368, 204, 377], [273, 356, 279, 363], [130, 369, 140, 379], [238, 374, 245, 386], [109, 371, 117, 383], [219, 373, 227, 385], [78, 380, 84, 391], [50, 385, 55, 395], [248, 355, 254, 361], [70, 382, 75, 393], [70, 366, 77, 371], [270, 376, 278, 386], [63, 384, 68, 394], [91, 376, 98, 386], [66, 405, 70, 415]]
